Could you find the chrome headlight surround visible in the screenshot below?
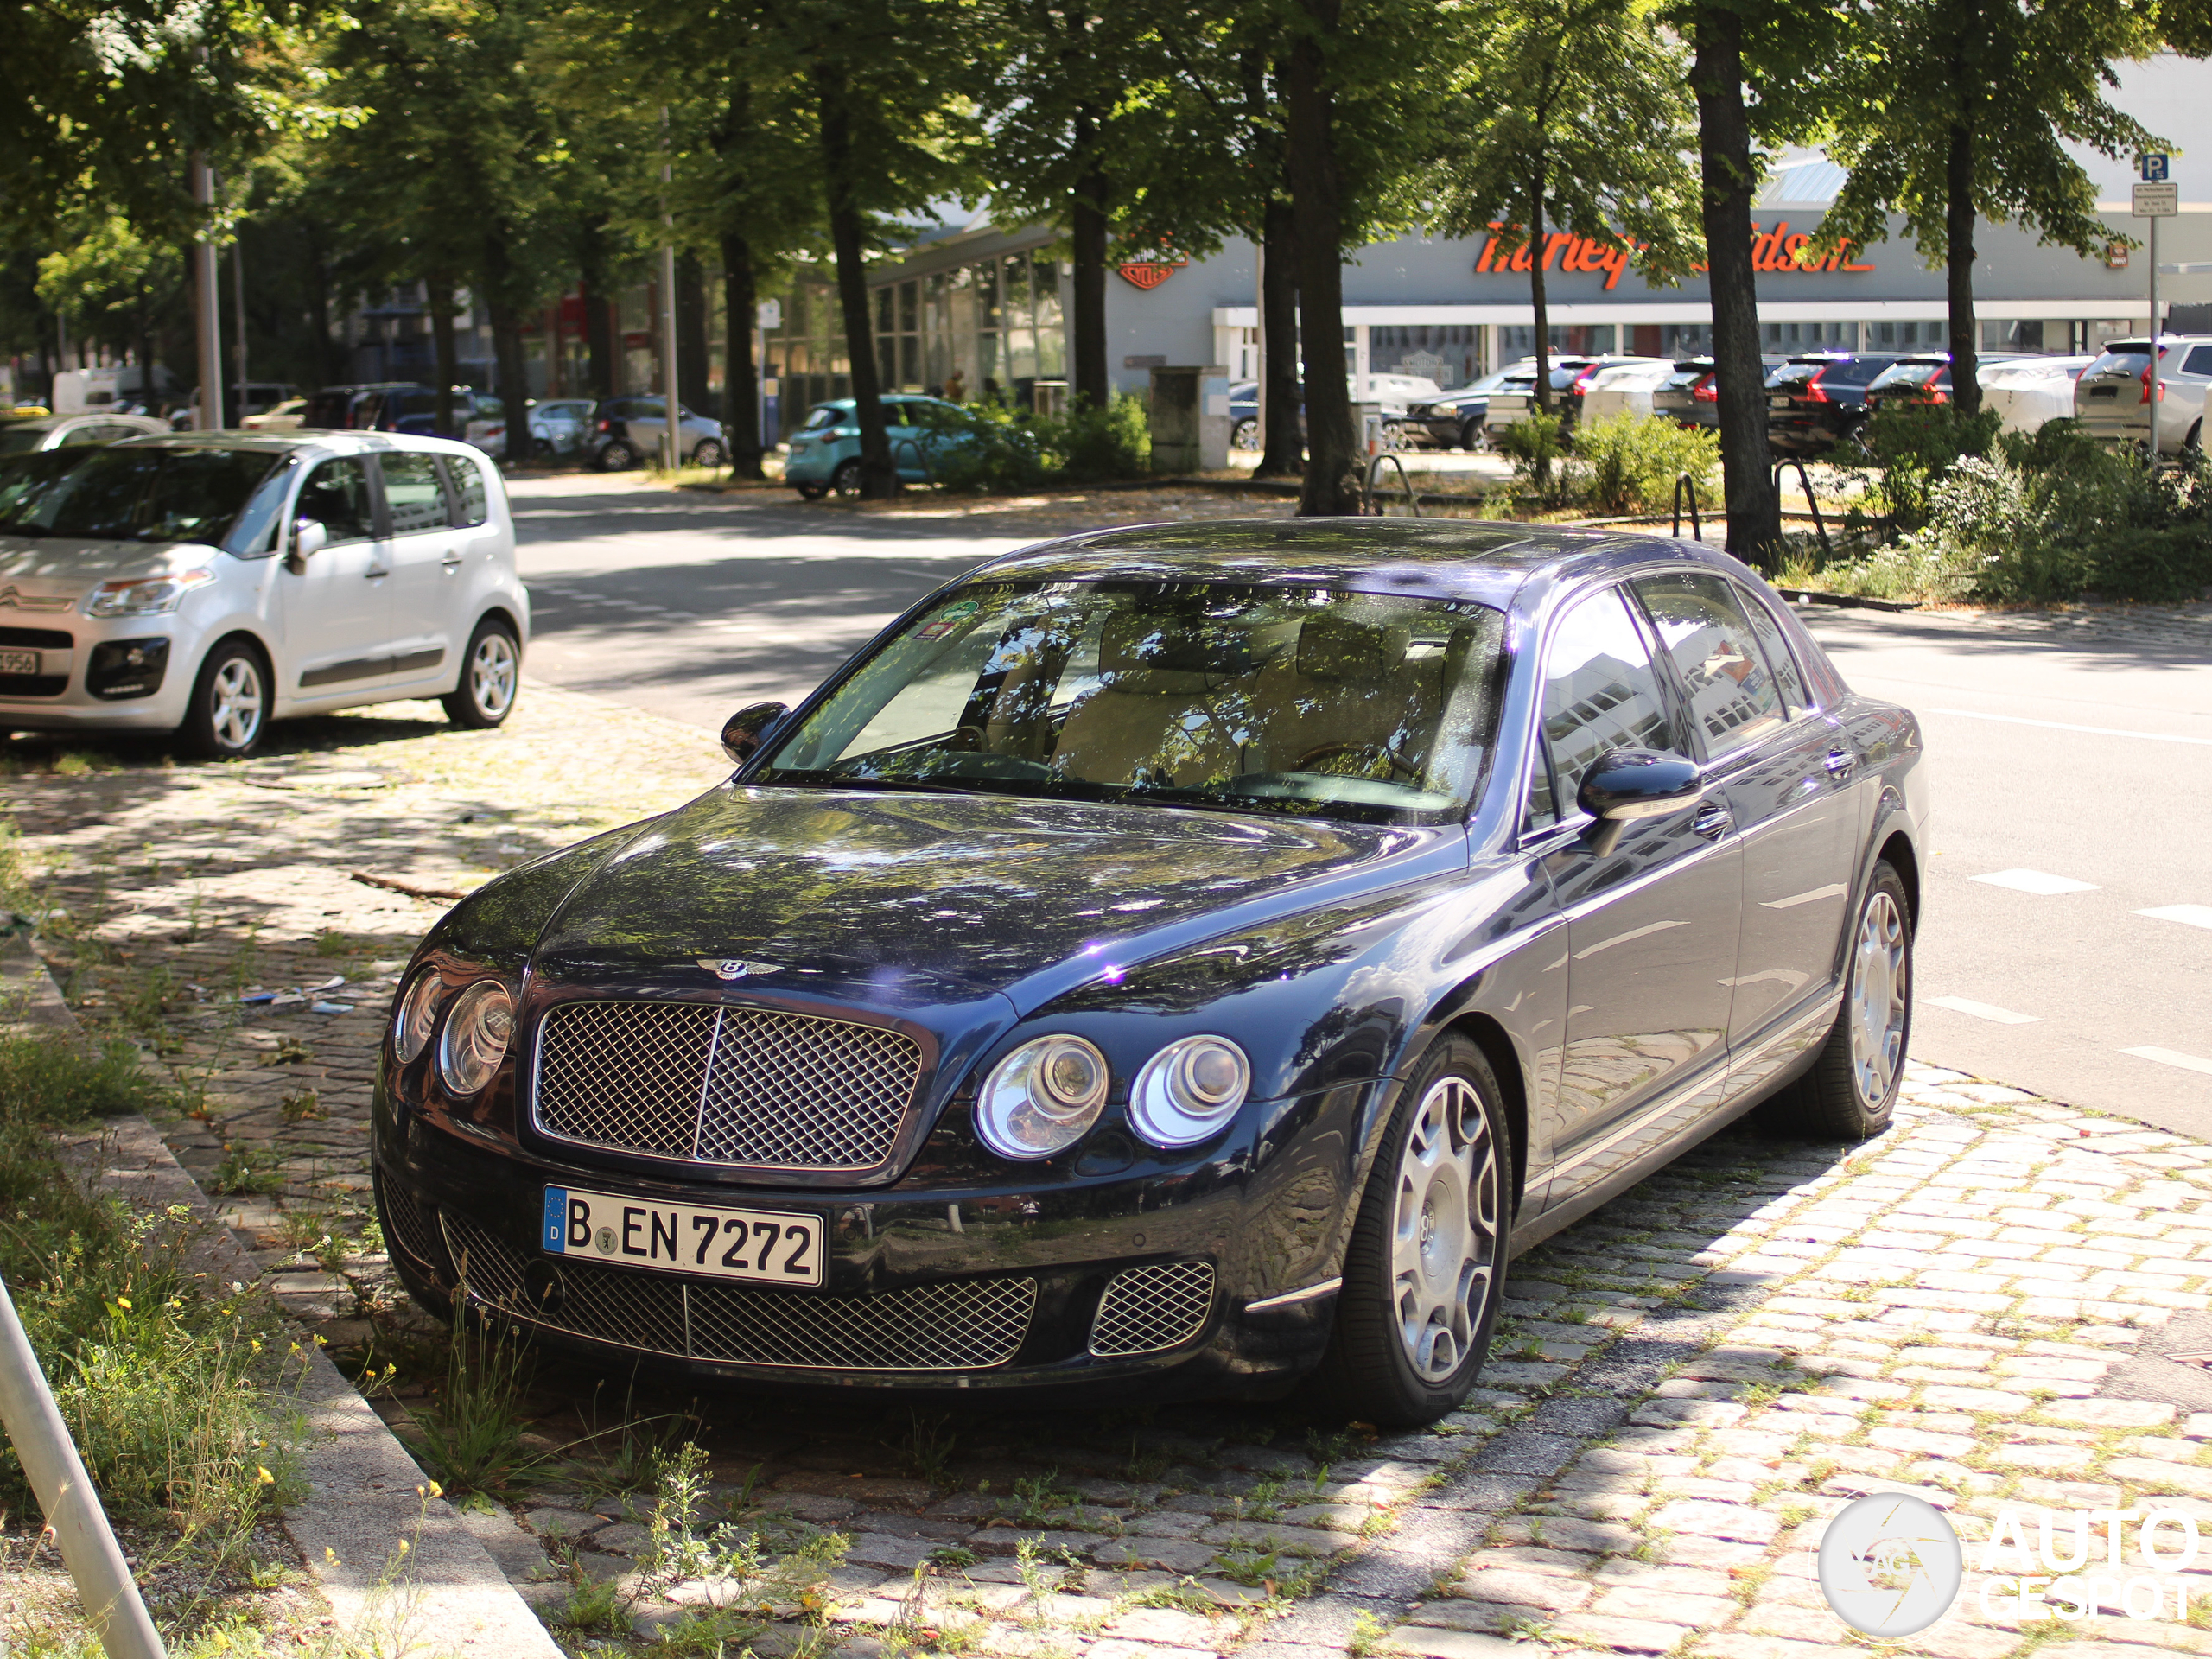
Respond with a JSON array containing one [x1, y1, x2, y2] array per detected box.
[[1128, 1036, 1251, 1148], [391, 971, 447, 1063], [435, 980, 515, 1096], [974, 1034, 1111, 1161]]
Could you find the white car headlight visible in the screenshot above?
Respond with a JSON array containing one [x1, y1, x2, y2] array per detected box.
[[1129, 1036, 1251, 1148], [85, 571, 215, 617], [436, 980, 514, 1095], [391, 971, 446, 1063], [975, 1035, 1110, 1161]]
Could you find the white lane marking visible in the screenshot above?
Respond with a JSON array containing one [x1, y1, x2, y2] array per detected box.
[[1971, 868, 2100, 895], [1762, 883, 1847, 911], [1932, 709, 2212, 746], [2124, 1046, 2212, 1077], [2139, 905, 2212, 931], [1927, 995, 2041, 1025]]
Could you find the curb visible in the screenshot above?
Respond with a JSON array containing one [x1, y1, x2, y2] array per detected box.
[[16, 940, 563, 1656]]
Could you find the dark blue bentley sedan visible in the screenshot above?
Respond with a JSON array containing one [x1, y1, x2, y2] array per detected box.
[[373, 521, 1926, 1426]]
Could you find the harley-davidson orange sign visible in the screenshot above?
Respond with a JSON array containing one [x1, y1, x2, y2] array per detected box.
[[1116, 257, 1187, 290], [1473, 220, 1874, 287]]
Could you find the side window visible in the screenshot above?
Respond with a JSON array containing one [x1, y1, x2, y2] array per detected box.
[[1633, 572, 1787, 759], [381, 453, 448, 535], [296, 458, 374, 545], [59, 424, 106, 448], [1733, 583, 1811, 717], [443, 455, 489, 527], [2186, 346, 2212, 378], [1540, 588, 1674, 817]]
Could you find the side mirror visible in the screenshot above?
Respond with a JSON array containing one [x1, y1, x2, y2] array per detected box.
[[1577, 747, 1702, 856], [721, 701, 791, 766], [286, 517, 327, 573]]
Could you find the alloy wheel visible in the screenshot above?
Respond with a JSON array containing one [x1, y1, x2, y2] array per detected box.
[[1848, 889, 1908, 1107], [468, 632, 519, 720], [209, 656, 264, 752], [1389, 1076, 1500, 1381]]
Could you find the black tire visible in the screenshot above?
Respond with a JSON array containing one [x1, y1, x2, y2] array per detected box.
[[442, 617, 522, 729], [794, 482, 829, 501], [1767, 862, 1913, 1141], [692, 438, 728, 468], [2184, 421, 2203, 461], [1231, 417, 1259, 452], [1307, 1035, 1510, 1427], [1460, 420, 1484, 452], [179, 636, 271, 760], [830, 458, 862, 499], [597, 438, 639, 471]]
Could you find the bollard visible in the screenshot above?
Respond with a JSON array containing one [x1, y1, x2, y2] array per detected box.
[[0, 1270, 168, 1658]]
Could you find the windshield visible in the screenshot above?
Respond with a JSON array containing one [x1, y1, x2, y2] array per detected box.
[[757, 581, 1509, 824], [0, 446, 283, 543]]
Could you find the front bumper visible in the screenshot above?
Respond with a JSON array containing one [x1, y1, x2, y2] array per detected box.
[[0, 612, 200, 732], [373, 1092, 1357, 1401]]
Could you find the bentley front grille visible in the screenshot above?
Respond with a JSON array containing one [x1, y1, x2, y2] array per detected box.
[[441, 1217, 1036, 1372], [1089, 1262, 1217, 1357], [533, 1000, 923, 1172], [378, 1177, 448, 1276]]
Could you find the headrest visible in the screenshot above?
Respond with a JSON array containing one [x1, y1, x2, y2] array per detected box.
[[1101, 612, 1266, 676], [1296, 613, 1408, 683]]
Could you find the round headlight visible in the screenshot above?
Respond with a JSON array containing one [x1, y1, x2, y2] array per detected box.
[[974, 1035, 1110, 1161], [1129, 1036, 1251, 1147], [392, 972, 445, 1064], [436, 981, 514, 1096]]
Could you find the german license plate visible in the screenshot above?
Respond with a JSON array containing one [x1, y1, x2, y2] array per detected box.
[[542, 1185, 824, 1287], [1769, 395, 1792, 409], [0, 649, 37, 676]]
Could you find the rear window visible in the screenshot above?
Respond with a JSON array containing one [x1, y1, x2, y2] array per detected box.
[[801, 405, 842, 431], [1871, 362, 1946, 390], [1767, 362, 1824, 389], [2185, 347, 2212, 378], [2086, 348, 2153, 378]]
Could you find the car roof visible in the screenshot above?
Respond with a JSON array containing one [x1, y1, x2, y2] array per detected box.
[[109, 429, 493, 460], [967, 518, 1758, 612]]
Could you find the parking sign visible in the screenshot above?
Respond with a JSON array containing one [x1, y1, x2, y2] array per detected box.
[[2141, 153, 2171, 182]]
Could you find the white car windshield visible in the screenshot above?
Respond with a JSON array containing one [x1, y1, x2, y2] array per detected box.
[[0, 446, 284, 543], [758, 580, 1510, 825]]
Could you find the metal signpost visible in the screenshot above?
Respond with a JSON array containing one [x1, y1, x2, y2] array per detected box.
[[2134, 155, 2177, 461]]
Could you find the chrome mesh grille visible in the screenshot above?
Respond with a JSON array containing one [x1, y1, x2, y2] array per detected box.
[[1090, 1262, 1217, 1357], [534, 1000, 923, 1172], [378, 1179, 447, 1274], [439, 1219, 1033, 1371]]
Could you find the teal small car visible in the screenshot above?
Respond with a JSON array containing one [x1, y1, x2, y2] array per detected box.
[[783, 397, 965, 499]]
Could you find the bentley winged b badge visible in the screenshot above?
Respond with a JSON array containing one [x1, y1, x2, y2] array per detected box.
[[697, 958, 779, 981]]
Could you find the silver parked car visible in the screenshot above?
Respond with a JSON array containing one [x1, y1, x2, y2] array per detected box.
[[588, 397, 728, 469], [0, 413, 171, 454], [2073, 336, 2212, 455]]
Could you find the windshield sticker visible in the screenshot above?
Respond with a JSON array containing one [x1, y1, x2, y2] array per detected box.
[[915, 599, 980, 641]]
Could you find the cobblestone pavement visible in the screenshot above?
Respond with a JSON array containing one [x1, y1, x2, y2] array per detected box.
[[12, 684, 2212, 1659]]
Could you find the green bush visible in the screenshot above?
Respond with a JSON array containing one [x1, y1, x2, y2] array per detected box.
[[1036, 392, 1150, 482], [1493, 415, 1570, 502], [1853, 401, 2002, 537], [1567, 412, 1720, 515], [906, 392, 1149, 493]]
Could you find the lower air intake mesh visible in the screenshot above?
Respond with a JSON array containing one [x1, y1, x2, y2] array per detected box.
[[1089, 1261, 1217, 1357], [439, 1217, 1035, 1371]]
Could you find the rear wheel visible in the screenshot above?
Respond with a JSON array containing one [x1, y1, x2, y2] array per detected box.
[[597, 438, 639, 470], [442, 617, 521, 729], [794, 482, 829, 500], [1768, 862, 1912, 1141], [691, 437, 728, 468], [830, 458, 863, 499], [179, 638, 270, 760], [1308, 1035, 1508, 1427], [1231, 417, 1259, 451]]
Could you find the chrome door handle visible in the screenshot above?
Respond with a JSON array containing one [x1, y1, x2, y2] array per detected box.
[[364, 566, 391, 579], [1823, 748, 1855, 777], [1692, 802, 1732, 840]]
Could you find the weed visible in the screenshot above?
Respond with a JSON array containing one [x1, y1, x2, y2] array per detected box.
[[270, 1037, 312, 1065], [546, 1577, 628, 1636], [1211, 1539, 1285, 1587], [278, 1087, 325, 1123], [400, 1300, 541, 1497], [928, 1544, 978, 1569], [209, 1144, 286, 1197], [895, 1409, 959, 1489], [1347, 1608, 1399, 1656], [221, 926, 262, 995], [1009, 1469, 1072, 1527], [1122, 1435, 1173, 1484]]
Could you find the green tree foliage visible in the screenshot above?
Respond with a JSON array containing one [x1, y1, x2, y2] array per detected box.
[[35, 217, 183, 391], [1432, 0, 1701, 415], [1818, 0, 2166, 418]]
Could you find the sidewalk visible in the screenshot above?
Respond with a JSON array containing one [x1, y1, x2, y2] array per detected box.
[[10, 681, 2212, 1659]]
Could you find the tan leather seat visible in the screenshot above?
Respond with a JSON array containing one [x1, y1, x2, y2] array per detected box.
[[1251, 613, 1418, 773], [1048, 612, 1287, 788]]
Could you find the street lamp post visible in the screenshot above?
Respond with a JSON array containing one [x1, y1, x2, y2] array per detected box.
[[660, 107, 680, 473], [189, 156, 223, 430]]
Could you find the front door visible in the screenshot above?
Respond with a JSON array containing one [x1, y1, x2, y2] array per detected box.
[[1531, 584, 1742, 1199], [376, 451, 460, 689], [278, 455, 391, 697], [1632, 572, 1857, 1095]]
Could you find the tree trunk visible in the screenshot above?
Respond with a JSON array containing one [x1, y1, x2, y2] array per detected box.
[[579, 218, 616, 401], [1282, 0, 1360, 517], [677, 252, 712, 420], [721, 230, 764, 477], [429, 274, 458, 439], [482, 228, 531, 468], [1258, 195, 1303, 478], [1529, 171, 1552, 418], [1689, 2, 1778, 563], [1070, 159, 1110, 410], [815, 64, 896, 497], [1944, 115, 1979, 417]]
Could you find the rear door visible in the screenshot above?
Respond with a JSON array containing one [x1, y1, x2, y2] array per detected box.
[[278, 455, 394, 696], [1531, 584, 1742, 1200], [376, 450, 462, 688]]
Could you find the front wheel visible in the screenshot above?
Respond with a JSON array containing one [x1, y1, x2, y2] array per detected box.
[[180, 638, 271, 759], [794, 482, 828, 501], [1231, 417, 1259, 451], [1308, 1036, 1509, 1427], [1770, 862, 1913, 1140], [442, 618, 521, 729]]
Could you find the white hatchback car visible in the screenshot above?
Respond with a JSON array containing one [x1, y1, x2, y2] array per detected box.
[[0, 430, 530, 758]]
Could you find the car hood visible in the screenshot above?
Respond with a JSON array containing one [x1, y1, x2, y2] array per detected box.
[[0, 537, 219, 587], [525, 784, 1465, 1017]]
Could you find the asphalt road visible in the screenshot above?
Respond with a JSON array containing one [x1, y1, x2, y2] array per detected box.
[[508, 474, 2212, 1138]]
